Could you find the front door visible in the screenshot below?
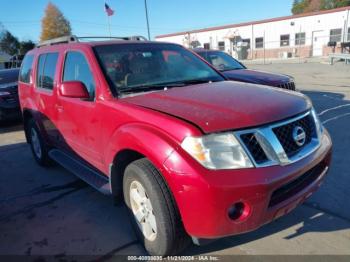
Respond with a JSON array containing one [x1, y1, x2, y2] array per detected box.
[[56, 50, 103, 171]]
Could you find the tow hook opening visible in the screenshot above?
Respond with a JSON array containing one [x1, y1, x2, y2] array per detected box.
[[228, 202, 250, 221]]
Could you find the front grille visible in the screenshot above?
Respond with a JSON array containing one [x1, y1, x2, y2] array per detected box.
[[273, 114, 316, 158], [269, 161, 327, 207], [277, 81, 296, 91], [240, 133, 268, 164]]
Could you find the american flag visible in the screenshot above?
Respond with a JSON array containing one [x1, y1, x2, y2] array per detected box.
[[104, 3, 114, 16]]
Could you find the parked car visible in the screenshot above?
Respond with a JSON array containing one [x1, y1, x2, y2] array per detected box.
[[19, 36, 332, 256], [194, 49, 296, 90], [0, 68, 21, 121]]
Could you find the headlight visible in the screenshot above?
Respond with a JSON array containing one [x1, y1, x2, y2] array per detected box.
[[181, 133, 253, 170], [311, 107, 324, 138]]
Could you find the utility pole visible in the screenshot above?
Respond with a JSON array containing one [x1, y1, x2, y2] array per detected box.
[[144, 0, 151, 40], [263, 30, 266, 65]]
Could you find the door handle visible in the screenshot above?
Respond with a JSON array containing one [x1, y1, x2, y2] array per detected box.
[[55, 104, 64, 112]]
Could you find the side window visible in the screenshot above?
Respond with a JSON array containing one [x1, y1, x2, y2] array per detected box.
[[19, 55, 34, 84], [330, 28, 342, 43], [255, 37, 264, 49], [280, 34, 290, 47], [63, 51, 96, 98], [36, 53, 59, 90]]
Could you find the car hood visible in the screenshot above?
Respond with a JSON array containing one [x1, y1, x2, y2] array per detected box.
[[222, 69, 291, 86], [122, 81, 310, 134]]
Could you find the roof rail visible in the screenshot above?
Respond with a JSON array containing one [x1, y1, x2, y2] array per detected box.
[[77, 35, 148, 41], [37, 35, 79, 47], [37, 35, 148, 48]]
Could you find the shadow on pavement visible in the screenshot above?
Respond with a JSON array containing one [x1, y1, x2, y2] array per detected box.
[[0, 118, 23, 134]]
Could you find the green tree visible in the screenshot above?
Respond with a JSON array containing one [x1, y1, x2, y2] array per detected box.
[[0, 30, 20, 55], [40, 2, 72, 41], [19, 40, 35, 55], [292, 0, 308, 14], [0, 22, 5, 36], [292, 0, 350, 14], [331, 0, 350, 8], [304, 0, 322, 12]]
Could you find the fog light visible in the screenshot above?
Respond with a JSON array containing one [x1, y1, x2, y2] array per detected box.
[[228, 202, 250, 221]]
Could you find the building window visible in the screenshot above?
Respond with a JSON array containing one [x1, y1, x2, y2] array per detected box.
[[295, 32, 306, 45], [330, 28, 342, 42], [242, 39, 251, 48], [190, 41, 201, 48], [280, 34, 290, 47], [203, 43, 210, 50], [218, 41, 225, 51], [255, 37, 264, 49]]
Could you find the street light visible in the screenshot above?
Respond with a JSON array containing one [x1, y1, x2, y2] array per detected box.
[[144, 0, 151, 40]]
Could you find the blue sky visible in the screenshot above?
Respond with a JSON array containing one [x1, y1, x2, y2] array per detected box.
[[0, 0, 293, 42]]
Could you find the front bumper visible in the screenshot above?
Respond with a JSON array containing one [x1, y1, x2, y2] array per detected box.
[[162, 130, 332, 239]]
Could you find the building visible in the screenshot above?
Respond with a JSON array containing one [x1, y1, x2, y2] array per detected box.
[[0, 51, 11, 69], [155, 6, 350, 60]]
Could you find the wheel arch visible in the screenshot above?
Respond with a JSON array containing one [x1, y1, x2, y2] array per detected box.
[[106, 123, 179, 199], [22, 109, 34, 143], [110, 148, 145, 198]]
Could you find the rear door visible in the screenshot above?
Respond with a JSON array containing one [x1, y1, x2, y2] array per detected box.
[[55, 49, 104, 170], [34, 52, 60, 144]]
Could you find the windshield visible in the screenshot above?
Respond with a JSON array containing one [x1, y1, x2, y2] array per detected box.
[[197, 51, 246, 71], [93, 43, 224, 96]]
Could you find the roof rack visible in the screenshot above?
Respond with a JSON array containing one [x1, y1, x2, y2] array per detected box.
[[37, 35, 148, 48]]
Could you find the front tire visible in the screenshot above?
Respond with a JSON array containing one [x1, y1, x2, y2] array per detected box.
[[123, 158, 190, 256], [27, 118, 51, 166]]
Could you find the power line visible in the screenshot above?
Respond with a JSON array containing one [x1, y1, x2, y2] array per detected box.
[[1, 19, 191, 31]]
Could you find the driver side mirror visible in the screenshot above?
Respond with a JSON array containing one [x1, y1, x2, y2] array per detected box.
[[59, 81, 90, 99]]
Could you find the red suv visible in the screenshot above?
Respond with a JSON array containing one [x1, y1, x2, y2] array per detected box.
[[18, 36, 332, 256]]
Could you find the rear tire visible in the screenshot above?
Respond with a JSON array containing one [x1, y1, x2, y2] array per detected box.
[[27, 118, 52, 166], [123, 158, 190, 256]]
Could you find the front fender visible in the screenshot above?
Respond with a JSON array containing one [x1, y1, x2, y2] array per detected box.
[[104, 123, 180, 174]]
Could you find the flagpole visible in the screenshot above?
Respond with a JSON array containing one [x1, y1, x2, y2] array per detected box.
[[104, 1, 112, 38], [108, 15, 112, 38], [144, 0, 151, 40]]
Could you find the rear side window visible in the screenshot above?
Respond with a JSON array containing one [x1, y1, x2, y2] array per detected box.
[[36, 53, 59, 90], [63, 51, 96, 98], [19, 55, 34, 83]]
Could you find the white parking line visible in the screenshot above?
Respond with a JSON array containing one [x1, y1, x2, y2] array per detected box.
[[322, 112, 350, 125], [322, 94, 345, 102], [319, 104, 350, 116]]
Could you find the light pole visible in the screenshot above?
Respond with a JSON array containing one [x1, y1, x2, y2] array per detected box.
[[144, 0, 151, 40]]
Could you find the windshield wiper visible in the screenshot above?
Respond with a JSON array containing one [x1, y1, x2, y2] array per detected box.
[[220, 68, 242, 72], [119, 85, 168, 94], [119, 78, 217, 94]]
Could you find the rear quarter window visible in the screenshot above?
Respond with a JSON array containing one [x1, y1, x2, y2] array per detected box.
[[19, 55, 34, 84]]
